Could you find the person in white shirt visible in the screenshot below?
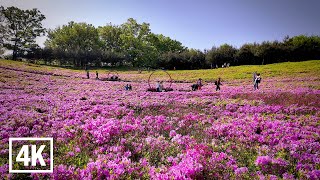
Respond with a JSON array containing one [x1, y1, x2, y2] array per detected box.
[[156, 81, 161, 92], [254, 73, 262, 90]]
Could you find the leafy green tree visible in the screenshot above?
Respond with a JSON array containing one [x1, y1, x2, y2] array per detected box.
[[41, 47, 54, 65], [206, 44, 237, 66], [148, 33, 185, 53], [284, 35, 320, 61], [186, 49, 206, 69], [99, 49, 125, 66], [0, 6, 46, 60], [236, 43, 258, 65], [98, 23, 123, 52], [45, 21, 101, 67], [256, 41, 286, 65], [120, 18, 152, 66]]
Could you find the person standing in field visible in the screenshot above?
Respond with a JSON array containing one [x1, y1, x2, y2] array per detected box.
[[253, 72, 257, 84], [197, 78, 203, 90], [96, 71, 99, 79], [254, 73, 261, 90], [215, 77, 222, 91], [86, 70, 90, 79]]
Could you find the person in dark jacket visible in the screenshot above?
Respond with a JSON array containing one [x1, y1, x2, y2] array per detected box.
[[214, 77, 222, 91]]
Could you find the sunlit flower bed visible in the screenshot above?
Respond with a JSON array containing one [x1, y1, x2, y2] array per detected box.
[[0, 67, 319, 179]]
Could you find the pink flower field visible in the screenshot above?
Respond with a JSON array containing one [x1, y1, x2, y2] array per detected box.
[[0, 64, 320, 179]]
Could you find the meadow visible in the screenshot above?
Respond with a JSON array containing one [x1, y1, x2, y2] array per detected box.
[[0, 59, 319, 179]]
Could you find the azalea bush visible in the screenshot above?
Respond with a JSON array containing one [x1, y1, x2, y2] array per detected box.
[[0, 63, 319, 179]]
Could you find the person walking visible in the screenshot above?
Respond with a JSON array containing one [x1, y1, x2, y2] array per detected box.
[[215, 77, 222, 91]]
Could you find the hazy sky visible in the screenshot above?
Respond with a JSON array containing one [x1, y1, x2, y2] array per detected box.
[[2, 0, 320, 50]]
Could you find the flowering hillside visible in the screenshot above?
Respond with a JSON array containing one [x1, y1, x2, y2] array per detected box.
[[0, 60, 319, 179]]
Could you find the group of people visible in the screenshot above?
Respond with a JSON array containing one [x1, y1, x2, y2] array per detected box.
[[192, 72, 261, 91], [191, 78, 203, 91], [125, 84, 132, 90], [86, 71, 100, 79], [86, 70, 119, 81], [85, 68, 262, 92], [192, 78, 222, 91], [129, 73, 260, 92]]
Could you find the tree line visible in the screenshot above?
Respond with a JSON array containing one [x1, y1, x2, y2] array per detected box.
[[1, 6, 320, 69]]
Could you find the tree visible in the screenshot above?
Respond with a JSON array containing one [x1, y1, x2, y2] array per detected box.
[[206, 44, 237, 66], [120, 18, 152, 66], [45, 21, 101, 67], [284, 35, 320, 61], [0, 6, 8, 56], [235, 43, 258, 65], [148, 33, 185, 53], [0, 6, 46, 60], [186, 49, 206, 69], [98, 23, 123, 52]]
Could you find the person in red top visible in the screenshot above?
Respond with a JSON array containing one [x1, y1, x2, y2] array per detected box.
[[197, 78, 203, 90]]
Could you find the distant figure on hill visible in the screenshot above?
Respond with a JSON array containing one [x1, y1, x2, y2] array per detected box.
[[96, 71, 99, 79], [215, 77, 222, 91], [254, 73, 262, 90], [86, 70, 90, 79]]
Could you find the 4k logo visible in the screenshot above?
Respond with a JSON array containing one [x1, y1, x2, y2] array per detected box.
[[9, 137, 53, 173]]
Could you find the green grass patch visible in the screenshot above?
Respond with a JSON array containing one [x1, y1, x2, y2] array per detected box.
[[1, 59, 319, 82]]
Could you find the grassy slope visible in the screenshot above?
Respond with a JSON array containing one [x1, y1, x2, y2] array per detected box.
[[0, 59, 319, 82], [151, 60, 320, 82]]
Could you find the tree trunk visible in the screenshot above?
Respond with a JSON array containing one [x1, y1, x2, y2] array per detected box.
[[12, 39, 17, 60]]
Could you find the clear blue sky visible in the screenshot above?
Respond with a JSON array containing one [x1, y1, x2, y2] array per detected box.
[[2, 0, 320, 50]]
